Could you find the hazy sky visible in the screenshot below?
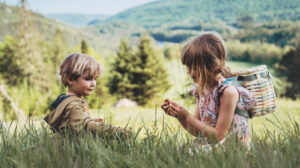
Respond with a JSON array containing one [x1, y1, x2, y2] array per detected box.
[[4, 0, 157, 15]]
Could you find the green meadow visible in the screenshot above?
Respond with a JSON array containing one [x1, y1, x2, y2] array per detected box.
[[1, 1, 300, 166], [1, 60, 299, 168]]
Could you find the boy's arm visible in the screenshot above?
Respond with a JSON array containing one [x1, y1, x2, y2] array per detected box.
[[66, 102, 130, 137]]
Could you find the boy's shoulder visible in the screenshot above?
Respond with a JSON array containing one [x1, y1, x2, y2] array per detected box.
[[50, 94, 85, 111], [44, 94, 86, 126]]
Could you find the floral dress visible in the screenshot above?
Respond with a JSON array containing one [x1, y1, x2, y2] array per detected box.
[[190, 78, 256, 148]]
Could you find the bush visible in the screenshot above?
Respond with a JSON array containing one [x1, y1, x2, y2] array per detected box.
[[227, 40, 283, 65], [278, 43, 300, 99]]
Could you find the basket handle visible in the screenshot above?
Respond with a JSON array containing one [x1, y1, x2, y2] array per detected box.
[[236, 71, 271, 81]]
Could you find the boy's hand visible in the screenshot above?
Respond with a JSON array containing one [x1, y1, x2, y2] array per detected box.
[[96, 118, 104, 123]]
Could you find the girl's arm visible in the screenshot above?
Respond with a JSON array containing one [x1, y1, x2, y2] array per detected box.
[[167, 86, 239, 141], [176, 100, 200, 132]]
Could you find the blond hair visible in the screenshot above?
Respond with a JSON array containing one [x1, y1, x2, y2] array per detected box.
[[59, 53, 103, 87], [181, 31, 231, 95]]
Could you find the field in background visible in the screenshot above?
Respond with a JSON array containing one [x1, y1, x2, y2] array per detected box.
[[88, 60, 300, 139], [2, 60, 298, 139], [1, 60, 299, 168]]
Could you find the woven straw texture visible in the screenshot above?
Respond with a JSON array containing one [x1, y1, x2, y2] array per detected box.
[[231, 65, 276, 118]]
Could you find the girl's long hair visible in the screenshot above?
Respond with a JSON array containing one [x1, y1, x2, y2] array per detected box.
[[181, 32, 231, 96]]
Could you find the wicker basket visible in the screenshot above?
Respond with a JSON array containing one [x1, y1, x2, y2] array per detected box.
[[231, 65, 276, 118]]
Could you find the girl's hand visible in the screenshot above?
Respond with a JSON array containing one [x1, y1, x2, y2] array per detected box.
[[167, 100, 189, 120], [161, 99, 172, 116], [161, 99, 189, 119]]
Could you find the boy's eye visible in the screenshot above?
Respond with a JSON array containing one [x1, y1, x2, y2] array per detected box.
[[84, 77, 93, 80]]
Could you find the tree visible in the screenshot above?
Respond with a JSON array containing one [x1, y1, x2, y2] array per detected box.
[[81, 39, 88, 54], [164, 47, 173, 60], [279, 42, 300, 99], [237, 13, 255, 29], [15, 0, 49, 89], [47, 28, 67, 72], [0, 36, 25, 85], [108, 38, 134, 98], [130, 36, 170, 105], [108, 37, 171, 105]]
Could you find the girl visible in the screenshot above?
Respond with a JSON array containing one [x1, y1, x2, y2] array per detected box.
[[161, 32, 255, 150]]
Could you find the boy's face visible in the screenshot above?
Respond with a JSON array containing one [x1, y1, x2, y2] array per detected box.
[[68, 74, 97, 97]]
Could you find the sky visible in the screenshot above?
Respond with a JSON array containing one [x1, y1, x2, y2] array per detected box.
[[4, 0, 157, 15]]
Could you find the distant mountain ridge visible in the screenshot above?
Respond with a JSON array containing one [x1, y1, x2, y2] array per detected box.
[[45, 13, 109, 26], [85, 0, 300, 43], [90, 0, 300, 28], [0, 2, 123, 54]]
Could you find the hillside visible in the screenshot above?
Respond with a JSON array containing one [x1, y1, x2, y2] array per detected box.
[[97, 0, 300, 28], [86, 0, 300, 43], [0, 3, 121, 55], [45, 13, 108, 26]]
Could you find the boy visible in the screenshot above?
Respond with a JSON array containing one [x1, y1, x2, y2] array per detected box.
[[44, 53, 129, 138]]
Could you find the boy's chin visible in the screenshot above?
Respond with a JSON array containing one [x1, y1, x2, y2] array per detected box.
[[86, 91, 94, 96], [83, 93, 92, 96]]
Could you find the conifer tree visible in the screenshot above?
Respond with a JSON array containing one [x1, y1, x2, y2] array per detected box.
[[279, 41, 300, 99], [15, 0, 48, 88], [130, 36, 170, 105], [48, 28, 67, 72], [108, 38, 133, 98], [0, 36, 24, 85], [81, 39, 88, 54]]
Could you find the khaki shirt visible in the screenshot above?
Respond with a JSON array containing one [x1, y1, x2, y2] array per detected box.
[[44, 96, 129, 137]]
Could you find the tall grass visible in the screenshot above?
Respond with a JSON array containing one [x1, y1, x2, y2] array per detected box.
[[0, 116, 299, 168]]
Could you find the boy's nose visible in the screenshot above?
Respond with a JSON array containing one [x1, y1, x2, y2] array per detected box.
[[91, 80, 96, 87]]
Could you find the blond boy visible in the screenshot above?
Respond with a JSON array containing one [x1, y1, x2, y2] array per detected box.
[[44, 53, 129, 137]]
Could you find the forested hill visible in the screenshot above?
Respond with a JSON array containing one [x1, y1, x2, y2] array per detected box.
[[0, 3, 111, 52], [45, 14, 108, 26], [91, 0, 300, 28]]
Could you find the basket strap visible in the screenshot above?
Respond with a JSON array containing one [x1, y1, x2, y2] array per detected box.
[[234, 108, 251, 118], [236, 71, 271, 82]]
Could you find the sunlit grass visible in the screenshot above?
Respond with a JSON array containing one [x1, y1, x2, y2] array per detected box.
[[0, 113, 299, 168], [1, 60, 299, 167]]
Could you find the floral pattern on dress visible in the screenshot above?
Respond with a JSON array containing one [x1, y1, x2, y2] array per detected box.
[[191, 79, 255, 148]]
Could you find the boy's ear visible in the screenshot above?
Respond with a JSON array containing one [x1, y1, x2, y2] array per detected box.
[[66, 76, 75, 86]]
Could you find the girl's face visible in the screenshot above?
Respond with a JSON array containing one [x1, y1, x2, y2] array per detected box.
[[187, 67, 198, 83], [68, 74, 97, 97]]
